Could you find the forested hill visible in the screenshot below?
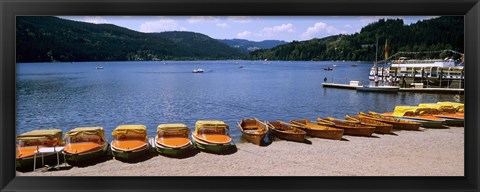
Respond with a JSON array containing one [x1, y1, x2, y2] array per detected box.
[[16, 16, 245, 62], [250, 16, 464, 61], [218, 39, 287, 53]]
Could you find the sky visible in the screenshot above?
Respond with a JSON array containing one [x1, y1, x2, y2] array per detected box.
[[59, 16, 438, 42]]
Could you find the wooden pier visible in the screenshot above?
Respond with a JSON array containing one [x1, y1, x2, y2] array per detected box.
[[322, 83, 464, 94]]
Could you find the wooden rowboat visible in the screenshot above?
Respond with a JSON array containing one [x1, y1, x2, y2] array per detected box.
[[192, 120, 233, 153], [317, 117, 375, 137], [267, 121, 306, 142], [237, 118, 268, 145], [155, 124, 193, 156], [63, 127, 109, 164], [110, 125, 150, 161], [359, 112, 421, 131], [290, 119, 343, 140], [345, 115, 393, 134]]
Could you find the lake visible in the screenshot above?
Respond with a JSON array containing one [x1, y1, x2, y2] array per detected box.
[[16, 60, 464, 141]]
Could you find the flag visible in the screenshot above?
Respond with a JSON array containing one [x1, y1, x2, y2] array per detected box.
[[384, 39, 388, 60]]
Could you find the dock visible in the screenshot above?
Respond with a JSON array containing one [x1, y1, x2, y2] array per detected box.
[[322, 83, 464, 94]]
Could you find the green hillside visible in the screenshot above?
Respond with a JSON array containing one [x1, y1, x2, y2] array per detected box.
[[16, 16, 245, 62], [250, 16, 464, 61]]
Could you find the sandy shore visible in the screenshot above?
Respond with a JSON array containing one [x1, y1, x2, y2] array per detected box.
[[17, 126, 464, 176]]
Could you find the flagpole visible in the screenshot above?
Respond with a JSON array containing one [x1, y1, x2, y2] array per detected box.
[[383, 39, 388, 83], [374, 37, 378, 87]]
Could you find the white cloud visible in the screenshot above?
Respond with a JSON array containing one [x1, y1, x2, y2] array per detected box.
[[227, 16, 251, 23], [263, 23, 294, 33], [139, 19, 187, 32], [83, 16, 111, 24], [216, 22, 229, 28], [235, 24, 295, 40], [237, 31, 253, 38], [187, 16, 219, 24], [301, 22, 327, 38], [301, 22, 347, 39]]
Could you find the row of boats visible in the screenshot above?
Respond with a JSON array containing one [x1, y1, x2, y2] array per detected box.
[[16, 101, 464, 171]]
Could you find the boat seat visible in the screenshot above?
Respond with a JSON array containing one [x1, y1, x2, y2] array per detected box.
[[157, 137, 190, 148], [199, 134, 231, 144], [244, 124, 258, 129], [64, 142, 102, 154], [111, 140, 147, 151]]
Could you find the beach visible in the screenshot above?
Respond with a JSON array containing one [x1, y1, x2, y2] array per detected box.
[[17, 126, 464, 176]]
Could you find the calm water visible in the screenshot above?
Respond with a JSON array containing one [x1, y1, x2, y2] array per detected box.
[[16, 60, 464, 141]]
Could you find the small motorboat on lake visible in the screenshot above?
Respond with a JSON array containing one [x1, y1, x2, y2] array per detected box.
[[267, 121, 306, 142], [96, 67, 103, 69], [192, 68, 204, 73], [237, 118, 268, 145], [155, 124, 193, 156], [323, 67, 333, 71], [192, 120, 233, 153], [111, 125, 150, 160], [63, 127, 109, 164], [16, 129, 64, 170]]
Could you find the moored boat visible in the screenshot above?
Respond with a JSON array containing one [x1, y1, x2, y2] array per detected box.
[[317, 117, 376, 137], [356, 85, 399, 93], [382, 106, 445, 128], [290, 119, 343, 140], [111, 125, 150, 160], [16, 129, 64, 170], [345, 115, 393, 134], [359, 112, 421, 130], [267, 121, 306, 142], [237, 118, 268, 145], [63, 127, 109, 164], [192, 120, 233, 153], [418, 103, 464, 126], [155, 124, 193, 156]]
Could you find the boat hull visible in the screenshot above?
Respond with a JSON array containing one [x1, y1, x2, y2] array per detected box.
[[16, 152, 62, 170], [301, 128, 343, 140], [397, 117, 444, 128], [346, 116, 393, 134], [269, 130, 305, 142], [356, 86, 399, 92], [191, 135, 232, 153], [63, 144, 109, 163], [155, 142, 193, 156], [441, 118, 464, 126], [111, 144, 150, 160], [241, 133, 266, 145], [359, 113, 421, 131]]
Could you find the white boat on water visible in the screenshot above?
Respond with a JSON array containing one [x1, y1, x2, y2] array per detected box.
[[96, 66, 104, 69], [356, 85, 400, 93], [192, 68, 204, 73]]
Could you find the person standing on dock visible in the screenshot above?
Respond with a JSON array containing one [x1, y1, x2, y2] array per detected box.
[[401, 74, 407, 88], [324, 77, 327, 83]]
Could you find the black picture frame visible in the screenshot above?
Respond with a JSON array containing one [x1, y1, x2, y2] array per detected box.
[[1, 0, 479, 191]]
